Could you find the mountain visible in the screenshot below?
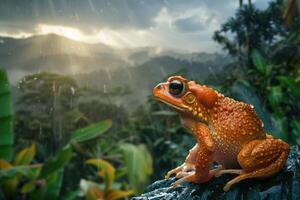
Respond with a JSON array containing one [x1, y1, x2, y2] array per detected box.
[[0, 34, 131, 82], [75, 55, 231, 107], [0, 34, 232, 108]]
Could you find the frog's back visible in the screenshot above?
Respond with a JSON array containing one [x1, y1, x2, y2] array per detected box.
[[209, 96, 266, 168]]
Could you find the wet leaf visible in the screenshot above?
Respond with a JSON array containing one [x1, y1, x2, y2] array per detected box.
[[86, 187, 103, 200], [251, 49, 267, 74], [0, 159, 12, 169], [71, 119, 112, 143], [120, 143, 153, 194], [0, 70, 14, 161], [0, 165, 41, 180], [21, 181, 36, 193], [268, 86, 282, 108], [277, 76, 300, 97], [45, 170, 64, 200], [14, 144, 36, 166], [86, 159, 115, 190], [39, 147, 72, 179], [59, 189, 80, 200]]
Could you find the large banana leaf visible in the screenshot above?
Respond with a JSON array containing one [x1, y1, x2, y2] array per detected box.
[[0, 70, 14, 161]]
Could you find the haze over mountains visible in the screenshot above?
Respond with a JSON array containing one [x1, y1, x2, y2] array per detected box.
[[0, 34, 232, 107]]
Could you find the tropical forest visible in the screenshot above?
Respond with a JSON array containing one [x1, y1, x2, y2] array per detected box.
[[0, 0, 299, 199]]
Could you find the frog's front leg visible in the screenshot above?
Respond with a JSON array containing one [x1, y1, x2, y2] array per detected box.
[[173, 123, 215, 187], [165, 144, 199, 179]]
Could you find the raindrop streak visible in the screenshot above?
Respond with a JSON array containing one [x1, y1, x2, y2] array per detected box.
[[70, 87, 75, 109], [103, 84, 107, 93]]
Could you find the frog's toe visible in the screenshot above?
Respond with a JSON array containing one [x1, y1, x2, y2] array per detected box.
[[165, 165, 183, 179], [182, 163, 195, 172], [172, 171, 196, 188], [175, 171, 191, 178]]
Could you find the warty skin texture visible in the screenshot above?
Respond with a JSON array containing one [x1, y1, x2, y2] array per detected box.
[[153, 75, 290, 191]]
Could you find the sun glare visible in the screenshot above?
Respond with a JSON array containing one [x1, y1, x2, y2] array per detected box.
[[37, 24, 87, 42], [36, 24, 127, 48]]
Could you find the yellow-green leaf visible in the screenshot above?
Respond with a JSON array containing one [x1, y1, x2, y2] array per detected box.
[[86, 159, 115, 191], [14, 144, 36, 166], [21, 181, 36, 193], [105, 189, 134, 200], [0, 159, 18, 195], [0, 159, 12, 169], [86, 187, 103, 200]]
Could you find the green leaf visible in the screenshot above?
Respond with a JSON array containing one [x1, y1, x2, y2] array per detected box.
[[86, 159, 115, 191], [268, 86, 283, 108], [39, 147, 72, 179], [0, 70, 14, 161], [14, 144, 36, 166], [291, 120, 300, 145], [86, 187, 103, 200], [0, 165, 41, 181], [21, 181, 36, 193], [277, 76, 300, 97], [120, 144, 153, 194], [59, 189, 80, 200], [45, 170, 64, 200], [71, 119, 112, 143], [251, 49, 267, 74]]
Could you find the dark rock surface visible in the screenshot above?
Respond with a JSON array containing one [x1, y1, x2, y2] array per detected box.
[[132, 146, 300, 200]]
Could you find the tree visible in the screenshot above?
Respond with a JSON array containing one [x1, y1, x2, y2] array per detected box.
[[213, 0, 286, 66], [15, 72, 82, 156]]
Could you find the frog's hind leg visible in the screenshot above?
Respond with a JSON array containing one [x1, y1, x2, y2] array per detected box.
[[222, 138, 289, 191], [214, 169, 242, 177]]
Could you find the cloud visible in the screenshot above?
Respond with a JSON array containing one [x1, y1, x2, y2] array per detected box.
[[0, 0, 165, 33], [173, 16, 205, 32], [0, 0, 273, 52]]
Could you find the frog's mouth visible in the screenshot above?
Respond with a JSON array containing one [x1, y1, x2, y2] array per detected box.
[[155, 97, 189, 111]]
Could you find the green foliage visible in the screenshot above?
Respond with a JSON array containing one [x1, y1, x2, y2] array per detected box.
[[15, 72, 81, 156], [0, 70, 14, 161], [39, 147, 72, 179], [214, 1, 300, 145], [14, 144, 36, 166], [71, 119, 112, 143], [120, 143, 153, 194], [81, 159, 134, 200], [251, 49, 267, 74], [86, 159, 116, 191], [0, 71, 153, 199]]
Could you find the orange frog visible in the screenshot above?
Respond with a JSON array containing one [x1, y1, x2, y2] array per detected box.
[[153, 75, 290, 191]]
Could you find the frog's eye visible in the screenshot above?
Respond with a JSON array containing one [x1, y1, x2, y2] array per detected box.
[[169, 80, 185, 97]]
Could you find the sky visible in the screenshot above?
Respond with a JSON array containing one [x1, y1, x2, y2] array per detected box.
[[0, 0, 271, 52]]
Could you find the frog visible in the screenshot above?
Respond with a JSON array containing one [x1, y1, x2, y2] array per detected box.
[[153, 75, 290, 191]]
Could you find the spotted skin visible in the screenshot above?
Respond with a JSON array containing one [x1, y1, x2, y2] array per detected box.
[[153, 76, 290, 191]]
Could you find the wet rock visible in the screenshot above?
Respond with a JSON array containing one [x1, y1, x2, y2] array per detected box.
[[132, 146, 300, 200]]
